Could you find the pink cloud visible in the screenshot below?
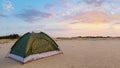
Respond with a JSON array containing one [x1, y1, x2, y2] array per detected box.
[[62, 10, 120, 24]]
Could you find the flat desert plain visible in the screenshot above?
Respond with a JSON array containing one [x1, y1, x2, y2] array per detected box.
[[0, 39, 120, 68]]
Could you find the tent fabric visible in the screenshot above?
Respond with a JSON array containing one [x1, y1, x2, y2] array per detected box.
[[8, 32, 62, 63], [10, 32, 30, 58]]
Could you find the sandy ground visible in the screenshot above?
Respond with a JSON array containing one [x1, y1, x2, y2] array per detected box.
[[0, 39, 120, 68]]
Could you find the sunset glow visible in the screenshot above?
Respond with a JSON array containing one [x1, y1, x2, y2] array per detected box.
[[0, 0, 120, 37]]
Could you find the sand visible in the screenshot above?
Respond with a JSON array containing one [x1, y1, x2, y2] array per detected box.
[[0, 39, 120, 68]]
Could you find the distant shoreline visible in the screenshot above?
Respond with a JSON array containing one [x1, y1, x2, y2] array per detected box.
[[56, 36, 120, 40], [55, 37, 120, 41]]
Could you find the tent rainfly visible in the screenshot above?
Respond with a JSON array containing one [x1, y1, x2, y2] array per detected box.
[[8, 32, 62, 63]]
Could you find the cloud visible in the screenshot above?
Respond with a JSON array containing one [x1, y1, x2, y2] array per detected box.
[[45, 4, 54, 10], [0, 13, 8, 19], [0, 14, 7, 17], [0, 0, 13, 19], [78, 0, 120, 13], [56, 0, 71, 8], [77, 0, 119, 12], [79, 0, 105, 6], [57, 0, 120, 22], [16, 9, 56, 23], [0, 14, 7, 20], [2, 0, 13, 11], [63, 0, 71, 7], [61, 0, 116, 17], [61, 10, 120, 24]]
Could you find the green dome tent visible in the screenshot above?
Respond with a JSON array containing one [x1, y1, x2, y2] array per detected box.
[[8, 32, 62, 63]]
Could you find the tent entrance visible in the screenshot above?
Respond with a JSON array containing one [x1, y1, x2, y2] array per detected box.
[[31, 38, 54, 54]]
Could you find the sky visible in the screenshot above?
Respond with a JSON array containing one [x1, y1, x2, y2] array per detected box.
[[0, 0, 120, 37]]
